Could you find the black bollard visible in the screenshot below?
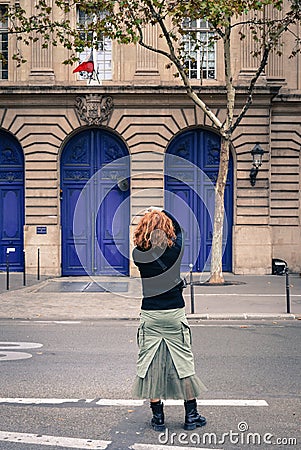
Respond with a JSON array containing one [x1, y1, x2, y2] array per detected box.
[[23, 250, 26, 286], [189, 263, 195, 314], [6, 252, 9, 290], [285, 267, 291, 314], [37, 248, 40, 280]]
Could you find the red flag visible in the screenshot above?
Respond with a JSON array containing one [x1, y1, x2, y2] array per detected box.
[[73, 49, 94, 73]]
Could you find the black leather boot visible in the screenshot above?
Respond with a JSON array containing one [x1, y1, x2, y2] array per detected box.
[[184, 399, 207, 430], [150, 400, 165, 431]]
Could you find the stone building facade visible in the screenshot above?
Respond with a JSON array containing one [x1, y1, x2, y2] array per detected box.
[[0, 0, 300, 277]]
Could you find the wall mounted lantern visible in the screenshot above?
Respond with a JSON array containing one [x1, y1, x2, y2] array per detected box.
[[250, 143, 265, 186]]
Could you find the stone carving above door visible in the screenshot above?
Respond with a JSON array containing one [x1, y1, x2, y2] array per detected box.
[[75, 94, 114, 126]]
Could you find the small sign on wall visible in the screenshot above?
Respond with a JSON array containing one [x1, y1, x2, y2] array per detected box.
[[36, 226, 47, 235]]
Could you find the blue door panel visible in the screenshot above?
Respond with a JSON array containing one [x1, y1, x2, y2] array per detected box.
[[103, 244, 125, 272], [2, 189, 20, 238], [1, 189, 23, 269], [0, 132, 24, 271], [67, 244, 88, 272], [61, 128, 129, 276], [165, 128, 233, 273], [62, 186, 91, 275], [66, 187, 89, 238], [223, 180, 233, 270], [96, 185, 129, 275], [201, 184, 215, 271], [166, 184, 196, 269]]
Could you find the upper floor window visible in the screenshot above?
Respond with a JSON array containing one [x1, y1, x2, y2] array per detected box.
[[0, 5, 8, 80], [76, 7, 112, 82], [182, 19, 216, 80]]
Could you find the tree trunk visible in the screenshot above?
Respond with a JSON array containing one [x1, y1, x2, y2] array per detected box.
[[209, 137, 230, 284], [209, 18, 234, 284]]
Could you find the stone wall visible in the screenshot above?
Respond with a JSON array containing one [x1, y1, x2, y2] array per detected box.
[[0, 85, 300, 275]]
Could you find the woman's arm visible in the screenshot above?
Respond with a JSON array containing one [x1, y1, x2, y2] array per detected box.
[[163, 210, 183, 248]]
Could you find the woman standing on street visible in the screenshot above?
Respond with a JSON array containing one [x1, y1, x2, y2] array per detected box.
[[132, 208, 207, 431]]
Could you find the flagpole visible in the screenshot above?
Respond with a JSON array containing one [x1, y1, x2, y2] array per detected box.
[[92, 15, 101, 85], [73, 14, 102, 84]]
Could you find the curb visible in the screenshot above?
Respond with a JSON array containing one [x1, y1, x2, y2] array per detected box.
[[0, 313, 298, 322], [186, 313, 297, 320]]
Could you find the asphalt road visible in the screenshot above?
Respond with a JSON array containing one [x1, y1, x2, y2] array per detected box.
[[0, 319, 300, 449]]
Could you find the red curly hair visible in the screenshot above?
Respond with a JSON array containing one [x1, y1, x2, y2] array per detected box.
[[134, 210, 176, 250]]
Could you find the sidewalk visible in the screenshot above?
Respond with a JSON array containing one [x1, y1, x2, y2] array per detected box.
[[0, 272, 300, 321]]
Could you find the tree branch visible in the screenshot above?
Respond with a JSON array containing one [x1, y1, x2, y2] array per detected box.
[[223, 18, 235, 135], [230, 45, 270, 134], [144, 1, 223, 132]]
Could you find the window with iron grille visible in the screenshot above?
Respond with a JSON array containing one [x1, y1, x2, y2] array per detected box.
[[76, 7, 112, 81], [182, 19, 216, 80], [0, 5, 8, 80]]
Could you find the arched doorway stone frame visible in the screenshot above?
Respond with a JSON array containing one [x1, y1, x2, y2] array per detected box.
[[164, 124, 236, 274], [59, 125, 131, 276]]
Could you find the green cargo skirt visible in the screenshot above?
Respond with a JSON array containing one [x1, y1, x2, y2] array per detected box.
[[132, 308, 207, 400]]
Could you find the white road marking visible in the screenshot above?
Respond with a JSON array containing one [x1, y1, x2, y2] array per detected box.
[[0, 431, 110, 449], [32, 321, 82, 324], [0, 352, 33, 361], [0, 342, 43, 350], [130, 445, 223, 450], [0, 398, 94, 405], [0, 342, 43, 361], [96, 399, 145, 406], [0, 398, 269, 407], [165, 399, 269, 406]]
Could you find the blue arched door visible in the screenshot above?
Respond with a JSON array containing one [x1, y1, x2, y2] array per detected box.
[[0, 130, 24, 271], [61, 128, 130, 276], [165, 128, 233, 272]]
